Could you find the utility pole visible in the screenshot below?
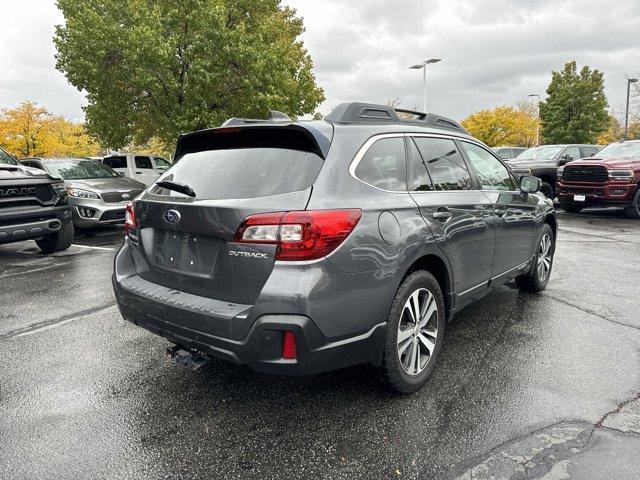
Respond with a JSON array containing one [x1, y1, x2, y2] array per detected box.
[[624, 78, 638, 140], [410, 59, 442, 112]]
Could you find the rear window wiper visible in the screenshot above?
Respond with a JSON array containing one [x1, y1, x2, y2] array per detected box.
[[156, 180, 196, 198]]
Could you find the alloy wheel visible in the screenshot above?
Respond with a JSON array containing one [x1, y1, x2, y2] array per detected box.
[[537, 233, 553, 282], [397, 288, 438, 376]]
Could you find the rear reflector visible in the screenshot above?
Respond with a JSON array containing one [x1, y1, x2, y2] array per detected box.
[[282, 331, 297, 360], [234, 209, 362, 261]]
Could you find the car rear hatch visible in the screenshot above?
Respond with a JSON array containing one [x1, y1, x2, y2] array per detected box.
[[125, 124, 332, 312]]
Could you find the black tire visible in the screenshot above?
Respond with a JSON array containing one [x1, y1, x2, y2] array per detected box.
[[623, 188, 640, 219], [382, 270, 445, 394], [559, 201, 583, 214], [540, 182, 555, 199], [36, 220, 74, 253], [515, 223, 555, 293]]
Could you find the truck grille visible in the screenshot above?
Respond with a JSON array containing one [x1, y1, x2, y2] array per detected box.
[[100, 189, 143, 203], [562, 165, 608, 183], [0, 184, 55, 207]]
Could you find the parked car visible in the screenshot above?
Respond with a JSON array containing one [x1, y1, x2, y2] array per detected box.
[[557, 140, 640, 218], [0, 148, 73, 252], [102, 154, 171, 186], [506, 144, 601, 198], [494, 146, 527, 160], [112, 102, 557, 393], [20, 157, 146, 229]]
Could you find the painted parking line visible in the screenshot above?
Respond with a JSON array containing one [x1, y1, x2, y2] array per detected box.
[[71, 244, 119, 252]]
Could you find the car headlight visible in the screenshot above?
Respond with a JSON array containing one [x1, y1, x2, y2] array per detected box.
[[608, 170, 634, 181], [52, 182, 66, 192], [67, 187, 100, 199]]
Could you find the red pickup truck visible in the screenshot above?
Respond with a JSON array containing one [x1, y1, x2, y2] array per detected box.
[[557, 141, 640, 218]]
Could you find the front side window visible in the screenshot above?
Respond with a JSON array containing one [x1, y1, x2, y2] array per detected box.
[[354, 137, 407, 191], [135, 156, 153, 169], [154, 157, 171, 168], [462, 142, 516, 191], [562, 146, 581, 161], [412, 137, 473, 191]]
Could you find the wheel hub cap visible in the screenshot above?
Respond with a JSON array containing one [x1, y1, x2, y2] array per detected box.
[[397, 288, 438, 376]]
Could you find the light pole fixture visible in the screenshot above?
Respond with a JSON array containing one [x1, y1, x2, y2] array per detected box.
[[527, 93, 541, 146], [625, 78, 638, 140], [410, 58, 442, 112]]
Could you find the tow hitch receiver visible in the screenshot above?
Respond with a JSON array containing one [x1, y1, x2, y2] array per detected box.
[[165, 345, 209, 370]]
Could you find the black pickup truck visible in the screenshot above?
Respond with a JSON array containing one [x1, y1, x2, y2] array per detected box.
[[506, 144, 601, 198], [0, 147, 74, 252]]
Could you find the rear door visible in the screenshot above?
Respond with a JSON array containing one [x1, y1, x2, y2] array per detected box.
[[408, 135, 495, 303], [103, 156, 128, 177], [130, 126, 328, 306], [460, 141, 538, 280]]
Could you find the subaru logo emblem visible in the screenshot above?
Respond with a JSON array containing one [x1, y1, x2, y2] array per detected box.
[[163, 209, 181, 224]]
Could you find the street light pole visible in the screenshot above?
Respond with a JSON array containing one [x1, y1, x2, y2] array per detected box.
[[527, 93, 541, 146], [410, 58, 442, 112], [624, 78, 638, 140]]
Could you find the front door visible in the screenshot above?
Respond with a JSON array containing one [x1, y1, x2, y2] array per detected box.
[[133, 156, 160, 186], [460, 141, 538, 280], [407, 135, 496, 302]]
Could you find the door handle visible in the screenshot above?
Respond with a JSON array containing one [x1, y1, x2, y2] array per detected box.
[[432, 211, 452, 221], [135, 171, 142, 174]]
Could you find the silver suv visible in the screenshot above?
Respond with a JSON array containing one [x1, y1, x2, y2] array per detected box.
[[112, 103, 556, 393]]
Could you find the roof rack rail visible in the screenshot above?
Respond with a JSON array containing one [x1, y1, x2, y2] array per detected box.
[[221, 110, 292, 127], [325, 102, 467, 133]]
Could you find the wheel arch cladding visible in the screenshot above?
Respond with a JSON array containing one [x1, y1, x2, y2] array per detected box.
[[402, 254, 451, 312], [544, 214, 557, 241]]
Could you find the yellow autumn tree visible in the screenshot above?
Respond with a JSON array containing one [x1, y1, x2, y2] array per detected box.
[[461, 105, 538, 147], [0, 101, 100, 158]]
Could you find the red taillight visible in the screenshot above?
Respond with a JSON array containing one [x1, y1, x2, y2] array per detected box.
[[282, 331, 297, 360], [124, 202, 137, 235], [234, 209, 362, 261]]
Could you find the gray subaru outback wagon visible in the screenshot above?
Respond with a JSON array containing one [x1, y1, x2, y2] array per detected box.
[[113, 102, 556, 393]]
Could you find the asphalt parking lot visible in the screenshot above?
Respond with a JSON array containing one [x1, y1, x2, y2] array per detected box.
[[1, 211, 639, 480]]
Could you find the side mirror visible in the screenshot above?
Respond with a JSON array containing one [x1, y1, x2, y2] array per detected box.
[[558, 154, 573, 166], [520, 175, 541, 194]]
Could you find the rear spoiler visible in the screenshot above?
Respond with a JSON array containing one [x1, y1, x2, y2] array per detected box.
[[175, 124, 332, 161]]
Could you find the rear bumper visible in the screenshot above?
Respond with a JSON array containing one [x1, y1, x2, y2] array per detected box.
[[0, 204, 72, 245], [557, 181, 638, 206], [112, 242, 387, 375]]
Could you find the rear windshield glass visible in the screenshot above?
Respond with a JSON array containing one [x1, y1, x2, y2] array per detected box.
[[152, 148, 323, 200]]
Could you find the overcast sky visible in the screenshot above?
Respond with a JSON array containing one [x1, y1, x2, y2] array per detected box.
[[1, 0, 639, 122]]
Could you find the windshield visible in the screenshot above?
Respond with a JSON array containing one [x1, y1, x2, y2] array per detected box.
[[596, 142, 640, 159], [0, 148, 18, 165], [516, 145, 563, 160], [45, 159, 120, 180]]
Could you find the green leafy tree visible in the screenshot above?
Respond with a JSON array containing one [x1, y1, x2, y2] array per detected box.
[[54, 0, 325, 148], [539, 61, 609, 144]]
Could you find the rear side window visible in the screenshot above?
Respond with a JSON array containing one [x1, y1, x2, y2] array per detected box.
[[104, 156, 127, 169], [412, 137, 473, 191], [135, 156, 153, 169], [354, 137, 407, 191], [152, 148, 323, 200]]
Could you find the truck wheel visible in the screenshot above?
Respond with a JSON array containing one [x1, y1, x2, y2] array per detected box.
[[36, 220, 74, 253], [515, 224, 555, 293], [382, 270, 444, 394], [623, 189, 640, 219], [540, 182, 555, 199], [559, 201, 583, 214]]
